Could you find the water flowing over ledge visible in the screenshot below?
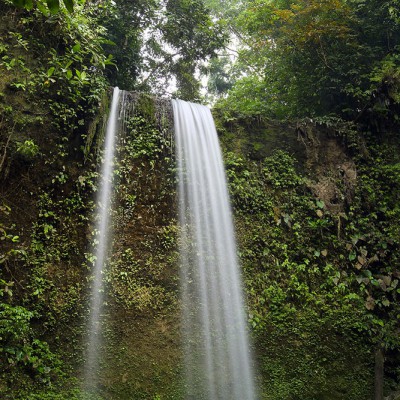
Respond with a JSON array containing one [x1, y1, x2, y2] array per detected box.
[[82, 91, 256, 398], [173, 99, 257, 400], [83, 87, 123, 391]]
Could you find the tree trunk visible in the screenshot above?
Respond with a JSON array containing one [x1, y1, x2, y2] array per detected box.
[[374, 346, 384, 400]]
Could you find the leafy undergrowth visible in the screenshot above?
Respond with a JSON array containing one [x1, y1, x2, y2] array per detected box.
[[219, 116, 400, 399]]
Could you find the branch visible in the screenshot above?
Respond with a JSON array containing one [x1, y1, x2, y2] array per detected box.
[[0, 129, 14, 175], [317, 38, 333, 71]]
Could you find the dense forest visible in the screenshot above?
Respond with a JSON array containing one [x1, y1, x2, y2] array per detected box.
[[1, 0, 400, 399]]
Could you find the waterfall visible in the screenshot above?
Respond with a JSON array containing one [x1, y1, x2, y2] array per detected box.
[[83, 87, 123, 391], [173, 99, 256, 399]]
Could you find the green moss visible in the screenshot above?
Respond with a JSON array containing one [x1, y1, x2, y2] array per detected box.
[[135, 94, 157, 124], [84, 88, 110, 160], [99, 311, 183, 400], [220, 116, 400, 399]]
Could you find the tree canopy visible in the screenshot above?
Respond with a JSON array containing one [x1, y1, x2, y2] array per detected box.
[[213, 0, 400, 120]]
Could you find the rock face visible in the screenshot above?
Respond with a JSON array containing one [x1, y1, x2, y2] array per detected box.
[[219, 115, 358, 213], [215, 114, 381, 400], [296, 120, 357, 214], [0, 89, 183, 398], [3, 90, 397, 399], [98, 93, 182, 399]]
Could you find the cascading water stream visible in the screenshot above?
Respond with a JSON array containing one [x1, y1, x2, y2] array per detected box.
[[173, 99, 257, 399], [83, 87, 122, 390], [81, 92, 254, 397]]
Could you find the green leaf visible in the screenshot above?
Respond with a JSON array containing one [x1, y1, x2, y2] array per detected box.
[[11, 0, 26, 8], [100, 39, 117, 46], [372, 317, 384, 326], [36, 1, 50, 15], [72, 43, 81, 53], [364, 270, 372, 278], [349, 252, 356, 261], [25, 0, 33, 10], [46, 0, 60, 14], [104, 54, 116, 66], [47, 67, 55, 77], [62, 0, 73, 13]]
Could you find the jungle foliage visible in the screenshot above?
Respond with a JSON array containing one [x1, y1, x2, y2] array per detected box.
[[216, 120, 400, 398], [210, 0, 400, 121], [94, 0, 228, 99], [1, 0, 400, 399]]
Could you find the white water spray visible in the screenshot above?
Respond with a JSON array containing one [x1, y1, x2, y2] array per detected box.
[[173, 99, 256, 399], [83, 87, 121, 390]]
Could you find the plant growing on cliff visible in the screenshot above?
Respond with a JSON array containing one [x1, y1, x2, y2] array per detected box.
[[11, 0, 74, 14]]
